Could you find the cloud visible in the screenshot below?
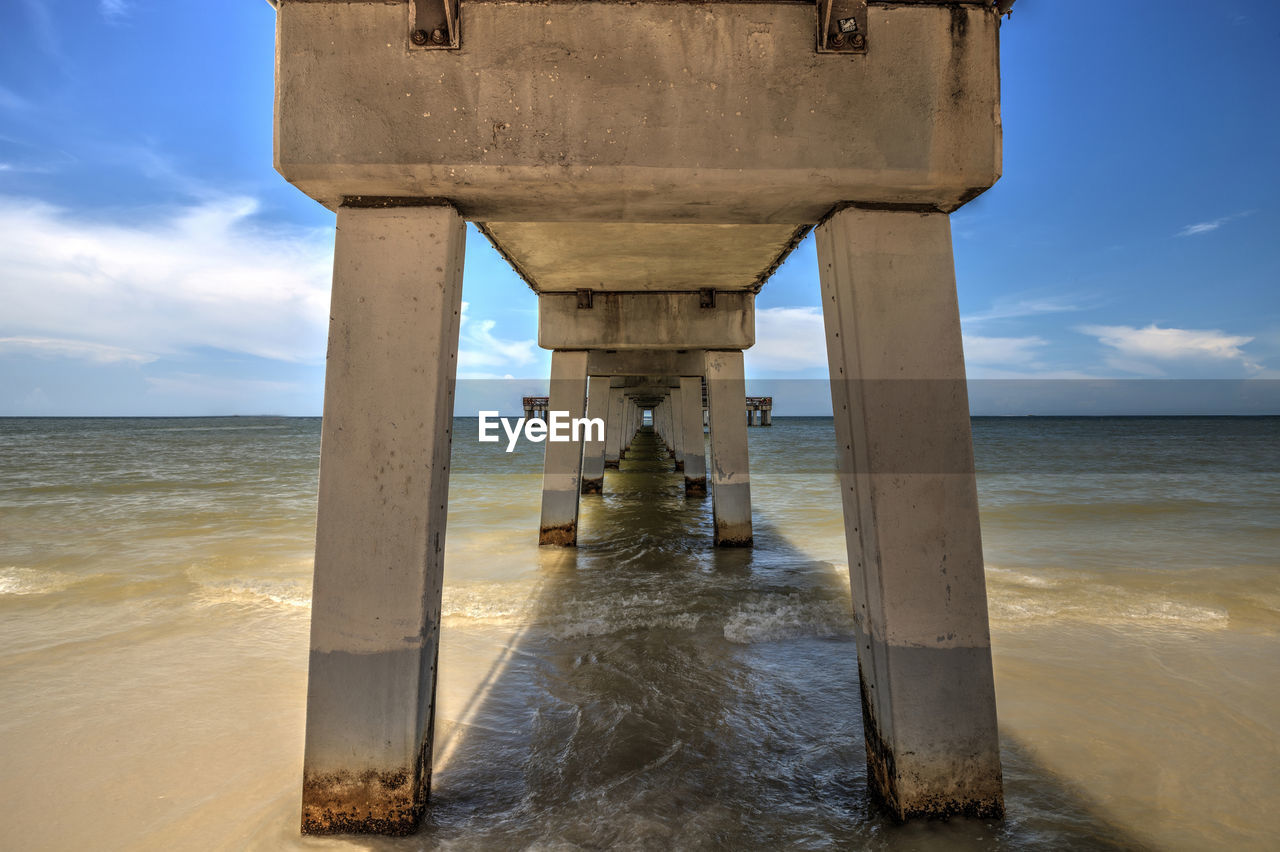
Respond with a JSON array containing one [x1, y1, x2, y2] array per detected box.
[[456, 301, 540, 376], [100, 0, 130, 20], [748, 306, 828, 371], [0, 336, 154, 364], [962, 335, 1047, 366], [1079, 323, 1260, 374], [962, 296, 1080, 325], [0, 194, 334, 367], [1176, 212, 1248, 237]]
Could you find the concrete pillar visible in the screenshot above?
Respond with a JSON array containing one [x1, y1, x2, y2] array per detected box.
[[581, 375, 609, 494], [679, 376, 706, 496], [539, 350, 588, 546], [762, 407, 772, 427], [604, 385, 625, 468], [302, 204, 464, 835], [815, 206, 1003, 820], [670, 388, 685, 470], [705, 350, 752, 546]]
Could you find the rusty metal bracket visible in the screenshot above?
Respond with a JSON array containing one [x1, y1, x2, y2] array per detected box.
[[576, 288, 594, 309], [409, 0, 460, 50], [817, 0, 867, 54]]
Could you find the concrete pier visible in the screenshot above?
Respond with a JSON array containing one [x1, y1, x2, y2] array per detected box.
[[680, 376, 707, 497], [276, 0, 1008, 832], [301, 204, 464, 835], [705, 350, 752, 547], [580, 376, 609, 494], [538, 350, 588, 546], [816, 207, 1002, 819]]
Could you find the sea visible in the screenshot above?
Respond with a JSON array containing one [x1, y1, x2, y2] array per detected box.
[[0, 415, 1277, 851]]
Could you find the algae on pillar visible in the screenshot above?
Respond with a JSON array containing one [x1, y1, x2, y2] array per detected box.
[[302, 204, 464, 835], [816, 206, 1003, 820]]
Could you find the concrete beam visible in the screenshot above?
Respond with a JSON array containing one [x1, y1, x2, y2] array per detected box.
[[705, 350, 752, 546], [538, 350, 588, 546], [539, 292, 753, 351], [587, 349, 707, 379], [302, 204, 465, 836], [816, 206, 1003, 819]]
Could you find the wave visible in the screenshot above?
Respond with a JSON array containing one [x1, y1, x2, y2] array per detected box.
[[0, 566, 80, 596], [722, 592, 855, 644]]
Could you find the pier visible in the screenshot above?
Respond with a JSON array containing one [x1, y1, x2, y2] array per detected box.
[[273, 0, 1007, 834]]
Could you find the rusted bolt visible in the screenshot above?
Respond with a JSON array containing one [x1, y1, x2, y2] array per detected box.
[[430, 27, 446, 44], [410, 29, 429, 45], [851, 33, 866, 50], [830, 31, 846, 48]]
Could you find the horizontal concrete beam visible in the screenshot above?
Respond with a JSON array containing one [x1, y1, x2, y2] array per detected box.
[[539, 293, 753, 350], [275, 2, 1001, 221], [588, 349, 707, 377]]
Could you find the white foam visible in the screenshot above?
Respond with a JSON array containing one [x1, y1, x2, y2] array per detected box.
[[191, 577, 312, 610], [722, 593, 855, 645]]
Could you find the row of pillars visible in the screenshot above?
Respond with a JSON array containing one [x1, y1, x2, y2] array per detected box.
[[301, 203, 1002, 834], [538, 356, 753, 548]]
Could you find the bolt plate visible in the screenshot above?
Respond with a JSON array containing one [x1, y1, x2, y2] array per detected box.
[[817, 0, 867, 54], [410, 0, 460, 50]]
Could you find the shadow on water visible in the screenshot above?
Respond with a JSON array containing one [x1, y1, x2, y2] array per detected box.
[[345, 428, 1149, 851]]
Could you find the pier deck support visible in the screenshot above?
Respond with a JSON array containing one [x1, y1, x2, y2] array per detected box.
[[680, 376, 707, 496], [604, 385, 625, 468], [816, 207, 1003, 820], [302, 204, 464, 835], [670, 387, 685, 470], [539, 350, 589, 545], [705, 350, 752, 546], [581, 375, 609, 494]]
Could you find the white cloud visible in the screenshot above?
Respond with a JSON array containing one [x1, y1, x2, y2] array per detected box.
[[962, 296, 1079, 325], [0, 336, 154, 364], [1176, 212, 1248, 237], [456, 301, 539, 375], [0, 194, 334, 366], [962, 334, 1047, 366], [1079, 323, 1260, 374], [100, 0, 130, 20], [748, 306, 828, 371]]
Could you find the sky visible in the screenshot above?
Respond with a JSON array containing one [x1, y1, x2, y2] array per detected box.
[[0, 0, 1277, 416]]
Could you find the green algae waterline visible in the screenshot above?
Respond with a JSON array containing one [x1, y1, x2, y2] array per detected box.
[[0, 416, 1277, 850]]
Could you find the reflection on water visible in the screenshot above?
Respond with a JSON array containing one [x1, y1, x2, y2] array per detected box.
[[0, 416, 1276, 850]]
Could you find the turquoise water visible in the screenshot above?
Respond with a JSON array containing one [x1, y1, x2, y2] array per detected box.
[[0, 416, 1277, 850]]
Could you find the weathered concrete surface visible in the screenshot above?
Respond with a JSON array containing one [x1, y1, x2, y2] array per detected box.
[[604, 384, 625, 468], [539, 292, 753, 351], [482, 222, 808, 292], [302, 204, 465, 835], [539, 350, 589, 546], [679, 376, 707, 496], [581, 375, 609, 494], [669, 388, 685, 469], [275, 2, 1001, 222], [705, 350, 752, 546], [816, 206, 1002, 820], [588, 349, 707, 379]]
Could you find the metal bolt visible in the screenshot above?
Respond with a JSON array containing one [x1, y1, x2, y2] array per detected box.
[[851, 33, 866, 50], [411, 29, 429, 45], [430, 27, 446, 45], [830, 31, 846, 48]]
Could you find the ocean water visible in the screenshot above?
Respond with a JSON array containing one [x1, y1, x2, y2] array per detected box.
[[0, 415, 1277, 851]]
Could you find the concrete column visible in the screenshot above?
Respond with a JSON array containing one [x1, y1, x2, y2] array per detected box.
[[705, 350, 752, 546], [581, 375, 609, 494], [679, 376, 706, 496], [815, 206, 1003, 820], [670, 388, 685, 470], [302, 204, 465, 835], [539, 350, 588, 546], [762, 407, 772, 427], [604, 386, 625, 468]]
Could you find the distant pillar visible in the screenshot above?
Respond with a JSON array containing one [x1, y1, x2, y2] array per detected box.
[[705, 350, 752, 546], [581, 375, 609, 494], [679, 376, 706, 496], [670, 388, 685, 470], [762, 406, 772, 427], [604, 386, 625, 468], [539, 350, 588, 546], [302, 203, 464, 835], [816, 206, 1003, 820]]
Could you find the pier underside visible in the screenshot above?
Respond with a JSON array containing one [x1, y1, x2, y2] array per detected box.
[[278, 0, 1007, 836]]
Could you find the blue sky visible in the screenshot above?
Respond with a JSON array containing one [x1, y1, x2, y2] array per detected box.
[[1, 0, 1277, 415]]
